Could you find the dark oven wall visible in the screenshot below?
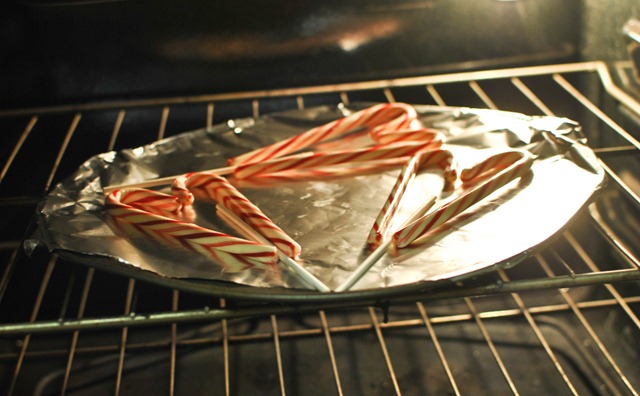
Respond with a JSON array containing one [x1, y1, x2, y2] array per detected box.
[[3, 0, 635, 108]]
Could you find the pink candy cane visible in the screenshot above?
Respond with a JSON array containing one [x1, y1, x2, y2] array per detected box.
[[105, 189, 278, 272], [392, 150, 534, 249], [233, 141, 440, 180], [366, 149, 456, 248], [173, 173, 302, 258], [228, 103, 417, 166]]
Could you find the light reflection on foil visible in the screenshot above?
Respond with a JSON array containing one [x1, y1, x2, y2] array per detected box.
[[30, 104, 606, 292]]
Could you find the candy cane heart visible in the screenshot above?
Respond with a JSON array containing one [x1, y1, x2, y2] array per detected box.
[[228, 103, 417, 166], [173, 173, 302, 258], [366, 149, 456, 248], [105, 189, 279, 272], [391, 150, 534, 249]]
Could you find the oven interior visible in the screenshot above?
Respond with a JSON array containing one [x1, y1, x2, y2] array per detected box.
[[2, 1, 640, 395]]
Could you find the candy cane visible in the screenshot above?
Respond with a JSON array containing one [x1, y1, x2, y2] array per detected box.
[[392, 150, 534, 249], [459, 150, 527, 183], [103, 103, 425, 194], [228, 103, 417, 166], [366, 149, 456, 248], [371, 128, 444, 146], [108, 188, 183, 218], [233, 158, 407, 187], [233, 141, 439, 179], [105, 189, 278, 272], [173, 173, 302, 258]]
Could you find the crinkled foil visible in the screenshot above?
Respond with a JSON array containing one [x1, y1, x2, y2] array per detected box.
[[28, 104, 606, 293]]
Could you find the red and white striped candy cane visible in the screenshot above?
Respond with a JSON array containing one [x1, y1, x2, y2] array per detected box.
[[228, 103, 417, 166], [108, 188, 184, 218], [366, 149, 456, 248], [173, 173, 302, 258], [391, 150, 534, 249], [105, 189, 278, 272], [459, 150, 528, 183], [233, 159, 406, 187], [233, 141, 438, 179], [371, 128, 444, 146]]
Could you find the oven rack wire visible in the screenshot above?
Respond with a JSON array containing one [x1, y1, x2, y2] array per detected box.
[[0, 61, 639, 395]]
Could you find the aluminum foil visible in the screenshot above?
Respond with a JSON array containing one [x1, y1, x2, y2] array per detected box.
[[29, 103, 606, 293]]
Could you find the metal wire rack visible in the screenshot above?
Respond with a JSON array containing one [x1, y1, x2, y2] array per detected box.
[[0, 61, 639, 395]]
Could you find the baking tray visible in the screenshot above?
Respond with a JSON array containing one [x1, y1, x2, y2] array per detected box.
[[28, 103, 606, 302]]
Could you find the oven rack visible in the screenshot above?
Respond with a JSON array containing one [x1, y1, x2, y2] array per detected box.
[[1, 61, 639, 395]]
